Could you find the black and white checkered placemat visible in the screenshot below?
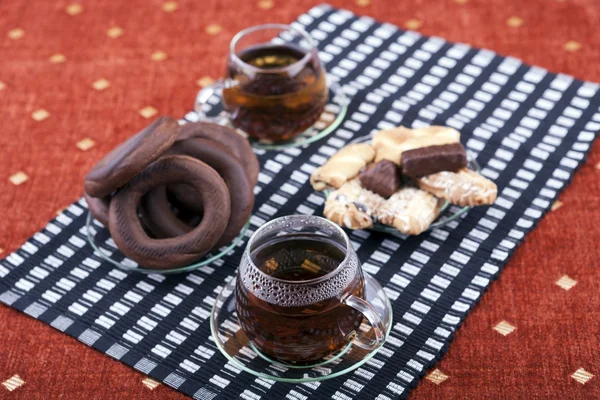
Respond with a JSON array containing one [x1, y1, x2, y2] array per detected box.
[[2, 4, 600, 399]]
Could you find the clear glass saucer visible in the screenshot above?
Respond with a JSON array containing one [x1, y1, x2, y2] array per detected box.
[[322, 134, 480, 236], [194, 81, 349, 151], [84, 212, 250, 275], [210, 272, 393, 382]]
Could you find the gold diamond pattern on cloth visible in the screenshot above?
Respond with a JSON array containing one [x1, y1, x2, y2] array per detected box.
[[507, 17, 524, 28], [139, 106, 158, 119], [142, 378, 161, 390], [2, 375, 25, 392], [151, 51, 168, 61], [493, 321, 516, 336], [107, 26, 124, 38], [555, 275, 577, 290], [76, 138, 96, 151], [9, 172, 29, 186], [426, 369, 449, 385], [205, 24, 222, 35], [258, 0, 274, 9], [405, 19, 422, 30], [65, 4, 83, 16], [31, 109, 51, 121], [162, 1, 178, 12], [564, 41, 582, 52], [571, 368, 594, 385], [49, 53, 67, 64], [92, 79, 110, 91], [7, 28, 25, 40]]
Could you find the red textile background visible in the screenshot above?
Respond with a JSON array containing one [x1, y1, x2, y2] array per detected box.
[[1, 0, 599, 398]]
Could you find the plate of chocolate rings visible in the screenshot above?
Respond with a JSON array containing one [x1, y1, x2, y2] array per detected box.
[[321, 133, 483, 237], [83, 117, 259, 274]]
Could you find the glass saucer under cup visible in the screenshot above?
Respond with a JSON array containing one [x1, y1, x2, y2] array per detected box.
[[322, 134, 481, 237], [84, 212, 250, 275], [193, 80, 349, 151], [210, 272, 392, 382]]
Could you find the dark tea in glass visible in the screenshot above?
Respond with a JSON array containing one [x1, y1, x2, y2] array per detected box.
[[236, 216, 385, 365], [223, 42, 327, 142], [197, 24, 328, 142]]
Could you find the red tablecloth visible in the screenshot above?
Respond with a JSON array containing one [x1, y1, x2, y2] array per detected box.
[[1, 0, 599, 398]]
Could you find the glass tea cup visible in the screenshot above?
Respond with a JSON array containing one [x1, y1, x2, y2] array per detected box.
[[195, 24, 328, 143], [236, 215, 386, 365]]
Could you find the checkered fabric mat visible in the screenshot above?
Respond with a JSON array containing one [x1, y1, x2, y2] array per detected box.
[[2, 4, 600, 399]]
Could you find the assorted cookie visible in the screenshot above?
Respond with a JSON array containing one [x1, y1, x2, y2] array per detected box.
[[324, 179, 385, 230], [84, 119, 259, 269], [310, 143, 375, 190], [375, 188, 441, 235], [312, 125, 498, 235], [417, 168, 498, 207], [373, 125, 460, 165]]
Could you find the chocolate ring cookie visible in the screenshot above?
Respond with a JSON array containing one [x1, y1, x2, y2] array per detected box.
[[140, 185, 206, 239], [84, 116, 179, 197], [178, 122, 259, 186], [109, 155, 231, 269], [84, 193, 110, 227], [165, 183, 204, 214], [139, 186, 198, 238], [138, 192, 171, 239], [146, 138, 254, 247], [162, 183, 204, 215]]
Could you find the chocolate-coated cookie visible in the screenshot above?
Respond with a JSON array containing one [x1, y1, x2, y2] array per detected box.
[[84, 193, 110, 227], [138, 190, 171, 239], [164, 183, 204, 215], [84, 116, 179, 197], [109, 155, 231, 269], [146, 138, 254, 247], [140, 186, 191, 237], [359, 160, 401, 198], [177, 122, 259, 186], [140, 186, 205, 238]]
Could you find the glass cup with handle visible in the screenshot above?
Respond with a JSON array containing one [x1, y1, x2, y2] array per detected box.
[[235, 215, 386, 365]]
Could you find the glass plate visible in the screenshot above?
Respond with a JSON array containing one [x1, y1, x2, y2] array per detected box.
[[195, 80, 349, 151], [84, 212, 250, 275], [210, 272, 393, 382], [322, 134, 480, 236]]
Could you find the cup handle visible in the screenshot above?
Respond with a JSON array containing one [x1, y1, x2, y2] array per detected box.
[[341, 293, 386, 350], [194, 78, 235, 120]]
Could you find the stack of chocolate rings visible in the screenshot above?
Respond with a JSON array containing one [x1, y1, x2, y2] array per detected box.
[[83, 117, 260, 270]]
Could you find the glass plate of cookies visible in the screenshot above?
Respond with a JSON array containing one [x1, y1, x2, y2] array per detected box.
[[312, 126, 497, 237]]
